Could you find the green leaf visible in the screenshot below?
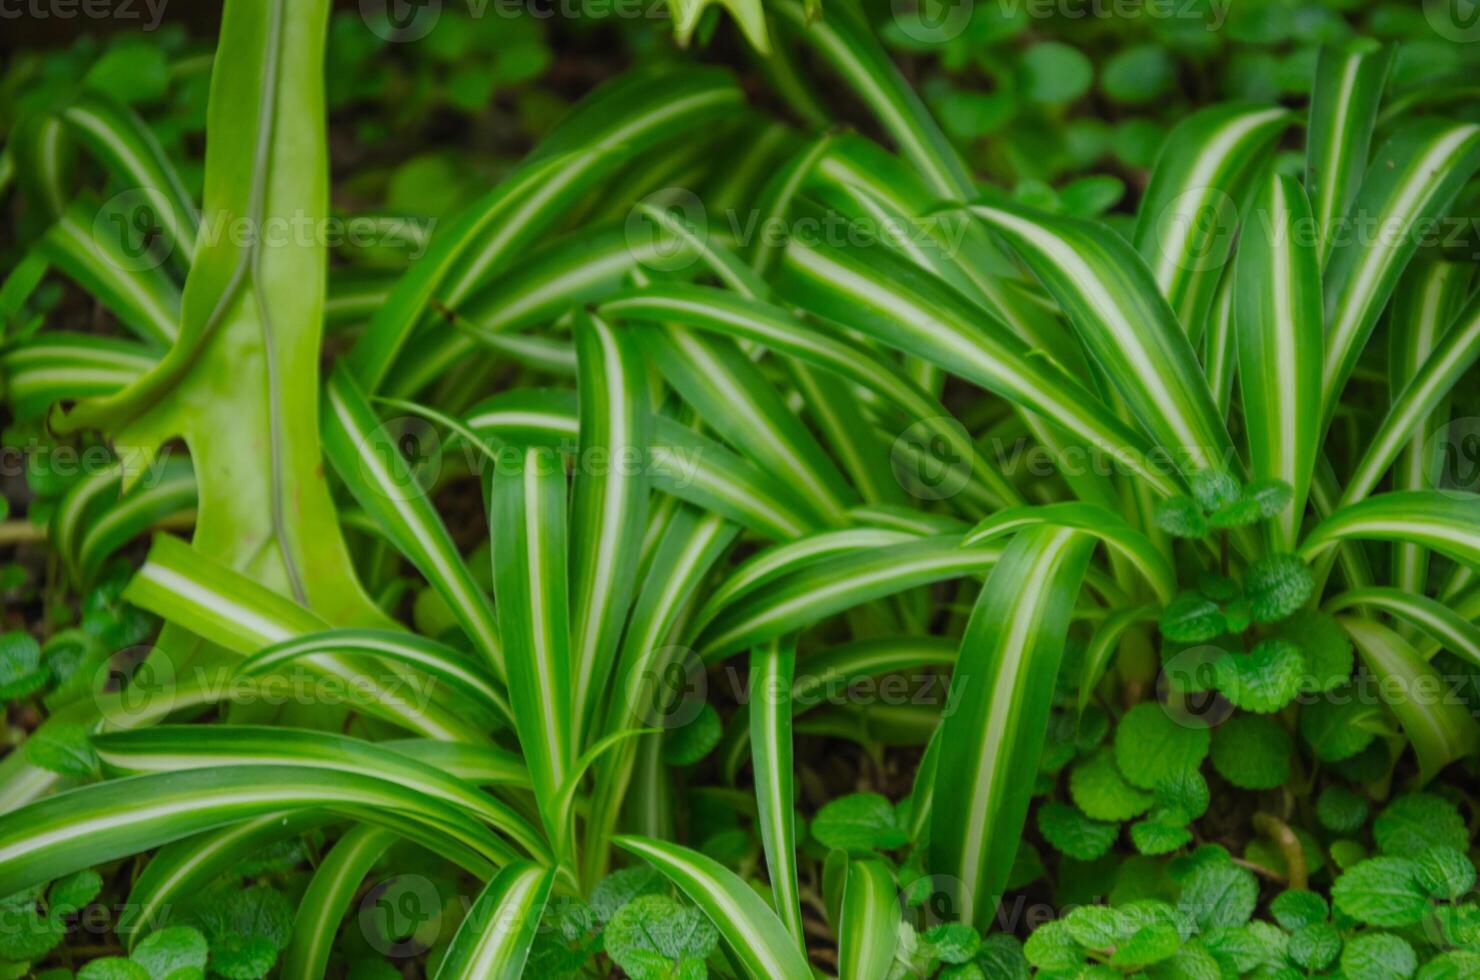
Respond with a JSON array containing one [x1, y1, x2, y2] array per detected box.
[[0, 631, 47, 701], [1210, 714, 1291, 789], [1130, 819, 1193, 856], [1419, 952, 1480, 979], [52, 0, 392, 649], [1321, 120, 1480, 418], [348, 68, 740, 389], [1332, 857, 1431, 927], [1069, 749, 1153, 823], [1202, 922, 1287, 973], [0, 889, 66, 962], [47, 869, 101, 914], [132, 926, 209, 978], [837, 859, 899, 980], [613, 837, 812, 980], [1287, 922, 1341, 971], [280, 826, 394, 980], [924, 922, 980, 964], [489, 444, 574, 850], [1110, 921, 1180, 968], [1234, 172, 1323, 549], [1133, 103, 1290, 338], [1413, 847, 1476, 900], [1212, 640, 1306, 713], [1023, 920, 1082, 972], [434, 862, 555, 980], [209, 936, 277, 980], [748, 636, 803, 953], [1177, 860, 1257, 931], [93, 726, 542, 863], [321, 367, 503, 679], [813, 794, 907, 853], [777, 221, 1179, 497], [1037, 802, 1118, 862], [1153, 496, 1208, 539], [76, 959, 149, 980], [931, 527, 1095, 929], [1340, 932, 1417, 980], [1114, 703, 1210, 791], [1270, 890, 1328, 931], [976, 935, 1030, 978], [1190, 469, 1241, 513], [1061, 906, 1123, 950], [1273, 610, 1352, 693], [1154, 772, 1209, 820], [1243, 554, 1314, 623], [967, 200, 1233, 478], [1373, 793, 1469, 855], [1020, 43, 1092, 105], [1306, 40, 1393, 266], [589, 867, 665, 924], [1159, 592, 1227, 644], [1316, 785, 1369, 833], [604, 895, 717, 980], [1299, 688, 1381, 762], [663, 704, 722, 767], [0, 766, 503, 899], [964, 503, 1175, 603], [1340, 616, 1480, 783], [568, 311, 650, 747], [26, 724, 100, 779], [1101, 45, 1176, 105]]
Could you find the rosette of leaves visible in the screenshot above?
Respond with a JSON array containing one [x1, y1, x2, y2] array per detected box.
[[4, 0, 1480, 976]]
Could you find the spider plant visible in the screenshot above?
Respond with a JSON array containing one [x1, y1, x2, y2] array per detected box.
[[2, 0, 1480, 977]]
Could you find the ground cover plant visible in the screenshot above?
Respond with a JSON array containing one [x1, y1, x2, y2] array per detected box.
[[3, 0, 1480, 977]]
